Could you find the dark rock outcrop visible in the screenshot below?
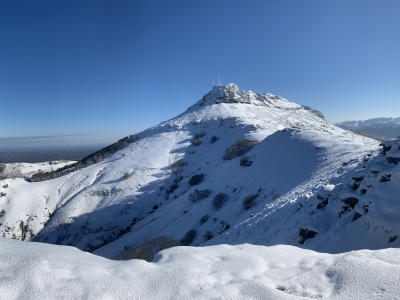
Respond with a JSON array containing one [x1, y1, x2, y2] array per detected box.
[[298, 228, 317, 244]]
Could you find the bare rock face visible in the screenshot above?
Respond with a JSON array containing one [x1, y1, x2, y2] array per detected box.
[[196, 84, 251, 106], [301, 105, 325, 119], [298, 228, 318, 244], [380, 139, 400, 165], [190, 84, 325, 124]]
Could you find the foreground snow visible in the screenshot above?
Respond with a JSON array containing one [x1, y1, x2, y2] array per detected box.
[[1, 238, 399, 299]]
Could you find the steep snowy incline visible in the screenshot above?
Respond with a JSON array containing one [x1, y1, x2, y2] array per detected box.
[[1, 238, 400, 300], [0, 84, 380, 256], [94, 127, 378, 258], [211, 137, 400, 253]]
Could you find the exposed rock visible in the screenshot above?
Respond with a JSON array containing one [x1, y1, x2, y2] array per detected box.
[[352, 212, 362, 222], [352, 181, 360, 190], [380, 144, 392, 153], [352, 175, 364, 182], [380, 174, 391, 182], [342, 197, 359, 209], [316, 199, 329, 210], [316, 194, 329, 209], [240, 156, 253, 167], [298, 228, 317, 244], [370, 170, 380, 177], [301, 105, 325, 120], [387, 157, 400, 165]]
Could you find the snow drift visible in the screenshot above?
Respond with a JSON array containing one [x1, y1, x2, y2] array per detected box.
[[1, 237, 399, 299]]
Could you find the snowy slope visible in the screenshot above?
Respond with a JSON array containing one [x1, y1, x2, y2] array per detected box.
[[209, 136, 400, 253], [0, 84, 384, 257], [0, 160, 75, 179], [1, 237, 399, 299]]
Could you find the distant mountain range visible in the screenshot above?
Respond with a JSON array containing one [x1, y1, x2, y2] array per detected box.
[[336, 117, 400, 139]]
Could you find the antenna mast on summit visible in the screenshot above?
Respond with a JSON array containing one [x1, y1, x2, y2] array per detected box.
[[218, 74, 221, 86]]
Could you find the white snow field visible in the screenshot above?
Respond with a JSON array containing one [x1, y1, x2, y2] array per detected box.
[[1, 237, 399, 299]]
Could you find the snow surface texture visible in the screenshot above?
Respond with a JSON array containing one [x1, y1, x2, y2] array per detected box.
[[1, 237, 399, 299], [0, 84, 384, 257]]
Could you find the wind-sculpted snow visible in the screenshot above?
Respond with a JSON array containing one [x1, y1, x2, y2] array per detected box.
[[1, 238, 400, 299], [0, 83, 384, 258]]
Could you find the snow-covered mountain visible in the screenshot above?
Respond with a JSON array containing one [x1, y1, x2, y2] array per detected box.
[[1, 84, 396, 259], [2, 83, 400, 299], [336, 117, 400, 139]]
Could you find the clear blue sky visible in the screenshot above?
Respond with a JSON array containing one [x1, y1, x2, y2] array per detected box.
[[1, 0, 399, 148]]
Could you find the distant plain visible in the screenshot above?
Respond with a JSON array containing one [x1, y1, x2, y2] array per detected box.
[[0, 145, 104, 163]]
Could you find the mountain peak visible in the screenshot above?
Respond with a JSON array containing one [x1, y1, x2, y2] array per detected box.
[[189, 83, 324, 120], [192, 83, 286, 108]]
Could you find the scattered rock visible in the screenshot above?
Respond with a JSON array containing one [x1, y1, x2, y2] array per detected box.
[[352, 212, 362, 222], [380, 174, 391, 182], [240, 156, 252, 167], [210, 135, 219, 143], [298, 228, 317, 244], [352, 175, 364, 182], [317, 198, 329, 210], [387, 157, 400, 165], [188, 174, 204, 186], [342, 197, 359, 209]]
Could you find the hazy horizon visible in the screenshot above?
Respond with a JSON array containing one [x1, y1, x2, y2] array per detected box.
[[0, 134, 120, 151]]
